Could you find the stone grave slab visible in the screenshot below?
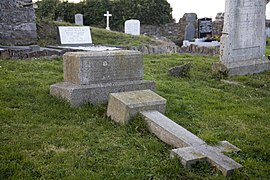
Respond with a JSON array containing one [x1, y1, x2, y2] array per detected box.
[[107, 90, 166, 124], [58, 26, 92, 45], [107, 90, 243, 176], [219, 0, 270, 75], [125, 20, 140, 35], [50, 50, 156, 107]]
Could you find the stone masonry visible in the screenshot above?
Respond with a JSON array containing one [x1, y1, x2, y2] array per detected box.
[[50, 50, 156, 107], [219, 0, 270, 75], [0, 0, 37, 45]]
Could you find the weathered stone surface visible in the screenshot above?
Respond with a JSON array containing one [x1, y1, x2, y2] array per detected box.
[[220, 0, 270, 75], [168, 63, 191, 77], [64, 51, 143, 85], [51, 81, 156, 108], [107, 90, 166, 124], [0, 0, 37, 45]]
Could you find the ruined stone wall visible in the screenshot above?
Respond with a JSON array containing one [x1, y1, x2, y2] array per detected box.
[[0, 0, 37, 45], [141, 23, 180, 39]]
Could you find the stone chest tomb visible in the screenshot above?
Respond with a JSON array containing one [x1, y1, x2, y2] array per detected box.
[[50, 50, 156, 107]]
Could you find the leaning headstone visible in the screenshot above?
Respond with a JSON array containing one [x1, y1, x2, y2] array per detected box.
[[75, 14, 84, 25], [125, 20, 140, 35], [0, 0, 37, 45], [50, 50, 156, 107], [219, 0, 270, 75], [58, 26, 92, 45], [184, 15, 196, 41]]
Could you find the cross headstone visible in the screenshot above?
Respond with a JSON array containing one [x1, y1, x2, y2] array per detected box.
[[218, 0, 270, 75], [184, 14, 196, 41], [75, 14, 84, 25], [125, 19, 140, 35], [104, 11, 112, 30], [107, 90, 243, 176]]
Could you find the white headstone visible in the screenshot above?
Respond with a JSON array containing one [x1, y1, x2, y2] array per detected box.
[[58, 26, 92, 45], [75, 14, 83, 25], [125, 19, 140, 35], [219, 0, 270, 75], [104, 11, 112, 30]]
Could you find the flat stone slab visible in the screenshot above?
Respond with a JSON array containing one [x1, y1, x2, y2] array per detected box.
[[63, 50, 143, 85], [50, 80, 155, 107], [107, 90, 166, 124]]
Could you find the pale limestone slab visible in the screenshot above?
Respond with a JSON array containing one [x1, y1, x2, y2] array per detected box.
[[63, 50, 143, 85], [107, 90, 166, 124], [58, 26, 92, 45]]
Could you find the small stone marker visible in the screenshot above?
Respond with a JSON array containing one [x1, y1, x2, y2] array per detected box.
[[58, 26, 92, 45], [125, 20, 140, 35], [104, 11, 112, 30], [107, 90, 243, 176], [50, 50, 156, 107], [218, 0, 270, 75], [75, 13, 84, 25]]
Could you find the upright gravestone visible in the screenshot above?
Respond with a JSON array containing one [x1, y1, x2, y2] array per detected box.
[[219, 0, 270, 75], [184, 14, 196, 41], [198, 18, 212, 38], [0, 0, 37, 45], [75, 14, 83, 25], [58, 26, 92, 45], [125, 20, 140, 35]]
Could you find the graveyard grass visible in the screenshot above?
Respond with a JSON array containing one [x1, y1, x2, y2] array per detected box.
[[1, 52, 270, 179]]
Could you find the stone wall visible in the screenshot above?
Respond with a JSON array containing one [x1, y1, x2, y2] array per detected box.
[[0, 0, 37, 45]]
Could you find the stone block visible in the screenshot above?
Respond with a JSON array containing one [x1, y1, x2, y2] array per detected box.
[[50, 81, 156, 108], [63, 51, 143, 85], [107, 90, 166, 124]]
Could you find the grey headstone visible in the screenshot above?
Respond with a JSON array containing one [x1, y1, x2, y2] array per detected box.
[[75, 14, 83, 25], [219, 0, 270, 75]]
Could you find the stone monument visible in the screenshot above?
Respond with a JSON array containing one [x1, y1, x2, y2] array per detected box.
[[218, 0, 270, 75], [50, 50, 156, 107], [0, 0, 37, 45], [125, 20, 140, 35]]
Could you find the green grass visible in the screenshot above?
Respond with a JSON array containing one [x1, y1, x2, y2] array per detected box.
[[37, 20, 162, 47], [1, 52, 270, 179]]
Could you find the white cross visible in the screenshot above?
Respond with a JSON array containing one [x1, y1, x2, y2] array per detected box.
[[104, 11, 112, 30]]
